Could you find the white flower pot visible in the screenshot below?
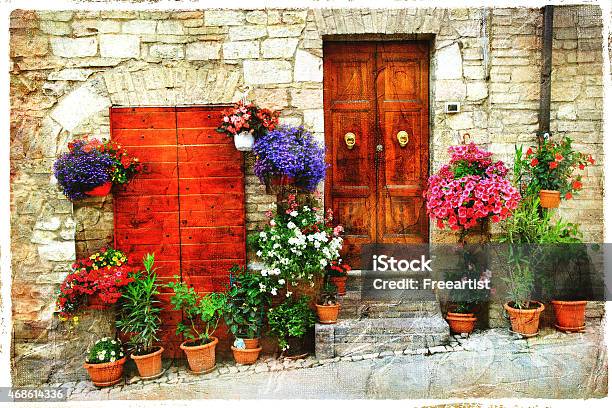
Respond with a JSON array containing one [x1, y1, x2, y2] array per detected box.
[[234, 131, 254, 151]]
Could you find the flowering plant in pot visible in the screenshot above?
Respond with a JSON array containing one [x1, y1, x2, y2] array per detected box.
[[248, 193, 344, 295], [216, 100, 279, 151], [224, 265, 270, 365], [168, 278, 227, 374], [325, 259, 351, 296], [516, 137, 594, 208], [83, 337, 126, 387], [56, 248, 132, 319], [424, 143, 521, 233], [267, 295, 316, 357], [53, 138, 141, 201], [253, 126, 327, 191], [116, 254, 164, 379], [315, 281, 340, 324]]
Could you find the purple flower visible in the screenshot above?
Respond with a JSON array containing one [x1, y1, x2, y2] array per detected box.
[[253, 126, 327, 191], [53, 141, 115, 201]]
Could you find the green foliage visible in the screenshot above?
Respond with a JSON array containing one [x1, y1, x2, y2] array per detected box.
[[501, 249, 536, 310], [86, 337, 125, 364], [318, 280, 338, 305], [167, 278, 227, 345], [116, 253, 162, 355], [267, 295, 316, 351], [224, 265, 270, 339]]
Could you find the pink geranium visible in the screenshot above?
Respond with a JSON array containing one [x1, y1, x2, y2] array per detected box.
[[424, 143, 521, 231]]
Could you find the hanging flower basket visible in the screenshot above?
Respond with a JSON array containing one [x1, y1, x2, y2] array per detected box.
[[85, 182, 112, 197], [233, 131, 255, 151]]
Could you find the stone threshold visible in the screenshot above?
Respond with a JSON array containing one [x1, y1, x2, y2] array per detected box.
[[58, 323, 607, 400]]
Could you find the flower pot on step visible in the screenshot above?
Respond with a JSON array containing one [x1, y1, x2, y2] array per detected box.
[[316, 304, 340, 324], [539, 190, 560, 208], [330, 276, 347, 296], [131, 346, 164, 379], [180, 337, 218, 374], [504, 301, 545, 336], [231, 346, 262, 365], [446, 312, 477, 334], [86, 182, 112, 197], [83, 356, 126, 387], [241, 338, 260, 349], [234, 131, 254, 151], [552, 300, 587, 332]]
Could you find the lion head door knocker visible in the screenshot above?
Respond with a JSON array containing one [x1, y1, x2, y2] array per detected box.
[[344, 132, 356, 149], [397, 130, 409, 148]]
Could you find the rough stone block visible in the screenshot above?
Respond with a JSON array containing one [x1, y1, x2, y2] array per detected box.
[[205, 10, 245, 26], [228, 25, 267, 41], [223, 41, 259, 59], [294, 50, 322, 82], [157, 20, 185, 35], [99, 34, 140, 58], [50, 82, 111, 132], [243, 60, 292, 84], [262, 38, 298, 58], [40, 20, 72, 35], [50, 37, 98, 58], [435, 42, 463, 80], [186, 42, 221, 60], [122, 20, 157, 34], [149, 44, 184, 59]]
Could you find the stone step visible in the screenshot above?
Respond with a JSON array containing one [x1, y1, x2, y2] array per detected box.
[[315, 316, 450, 359], [339, 300, 442, 319]]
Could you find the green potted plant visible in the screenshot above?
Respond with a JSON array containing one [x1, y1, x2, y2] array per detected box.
[[315, 280, 340, 324], [83, 337, 126, 387], [518, 137, 594, 208], [224, 265, 269, 365], [168, 278, 227, 374], [116, 253, 163, 379], [267, 295, 316, 357]]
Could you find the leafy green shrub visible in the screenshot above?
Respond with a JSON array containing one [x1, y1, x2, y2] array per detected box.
[[224, 265, 269, 339], [86, 337, 125, 364], [168, 278, 226, 346], [116, 253, 162, 355], [267, 296, 315, 351]]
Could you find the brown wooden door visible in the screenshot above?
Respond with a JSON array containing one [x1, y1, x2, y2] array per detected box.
[[324, 42, 429, 266]]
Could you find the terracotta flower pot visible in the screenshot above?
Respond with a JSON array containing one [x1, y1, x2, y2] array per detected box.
[[446, 312, 477, 334], [241, 338, 260, 349], [552, 300, 587, 332], [131, 346, 164, 379], [231, 346, 262, 365], [83, 356, 126, 387], [504, 301, 545, 336], [330, 276, 347, 296], [316, 304, 340, 324], [180, 337, 218, 374], [86, 182, 112, 197], [539, 189, 560, 208], [86, 293, 111, 310]]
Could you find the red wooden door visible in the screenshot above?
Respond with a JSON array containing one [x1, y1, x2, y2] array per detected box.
[[111, 106, 246, 357], [324, 42, 429, 266]]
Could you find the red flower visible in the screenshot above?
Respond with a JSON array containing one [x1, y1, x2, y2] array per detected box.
[[572, 180, 582, 190], [555, 153, 564, 162], [549, 161, 558, 169], [525, 148, 533, 157], [588, 155, 595, 165], [565, 192, 573, 200], [579, 164, 585, 170], [530, 158, 539, 167]]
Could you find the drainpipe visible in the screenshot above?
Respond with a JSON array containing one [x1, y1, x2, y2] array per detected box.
[[537, 5, 554, 143]]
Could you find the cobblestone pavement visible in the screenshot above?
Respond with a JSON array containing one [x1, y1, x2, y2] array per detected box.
[[57, 325, 607, 400]]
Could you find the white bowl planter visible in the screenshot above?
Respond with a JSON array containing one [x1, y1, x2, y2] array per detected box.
[[234, 131, 254, 151]]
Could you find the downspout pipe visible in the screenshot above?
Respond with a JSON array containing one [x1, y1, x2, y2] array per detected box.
[[537, 5, 554, 143]]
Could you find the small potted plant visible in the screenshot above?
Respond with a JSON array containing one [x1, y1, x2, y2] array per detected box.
[[519, 137, 594, 208], [224, 265, 269, 365], [326, 260, 351, 296], [316, 281, 340, 324], [116, 253, 164, 379], [253, 126, 327, 191], [217, 100, 279, 151], [83, 337, 126, 387], [168, 278, 226, 374], [267, 295, 316, 358], [53, 138, 141, 201], [56, 248, 133, 319]]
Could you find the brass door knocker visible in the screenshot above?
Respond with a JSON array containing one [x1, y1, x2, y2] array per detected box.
[[344, 132, 356, 149], [397, 130, 409, 147]]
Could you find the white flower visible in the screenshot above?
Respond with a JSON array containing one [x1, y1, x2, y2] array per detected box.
[[290, 211, 298, 217], [286, 291, 293, 297], [278, 279, 285, 285], [270, 220, 276, 227], [259, 283, 266, 292], [287, 221, 296, 229], [256, 250, 262, 257], [111, 350, 116, 356], [110, 357, 116, 362], [259, 232, 267, 239], [111, 340, 117, 345], [303, 206, 311, 212], [261, 269, 268, 277], [271, 288, 278, 296]]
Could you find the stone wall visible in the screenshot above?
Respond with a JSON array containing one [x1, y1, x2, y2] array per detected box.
[[9, 6, 606, 384]]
